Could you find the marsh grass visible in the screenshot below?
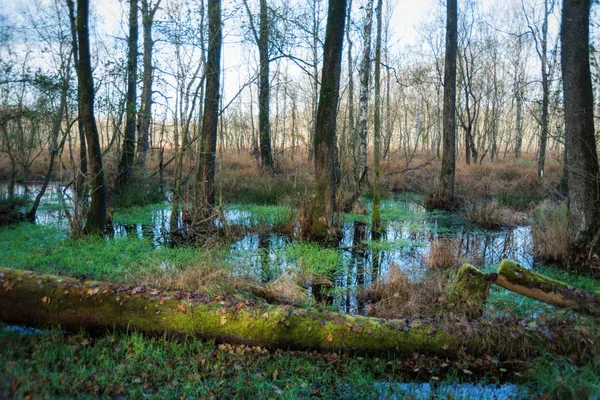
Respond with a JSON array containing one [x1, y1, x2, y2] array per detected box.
[[463, 199, 515, 229], [531, 200, 569, 264], [427, 239, 462, 270]]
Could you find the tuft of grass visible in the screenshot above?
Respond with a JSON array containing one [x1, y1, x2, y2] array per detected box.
[[365, 269, 454, 319], [463, 199, 513, 229], [428, 239, 461, 270], [531, 200, 569, 265], [525, 353, 600, 399]]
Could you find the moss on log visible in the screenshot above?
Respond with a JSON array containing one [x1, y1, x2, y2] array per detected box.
[[493, 260, 600, 317], [450, 264, 492, 318], [0, 267, 467, 356]]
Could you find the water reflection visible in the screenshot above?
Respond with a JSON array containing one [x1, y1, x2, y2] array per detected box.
[[4, 184, 534, 313]]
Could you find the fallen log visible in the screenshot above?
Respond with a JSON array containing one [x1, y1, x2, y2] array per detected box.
[[0, 267, 465, 356], [489, 260, 600, 317], [0, 267, 596, 359]]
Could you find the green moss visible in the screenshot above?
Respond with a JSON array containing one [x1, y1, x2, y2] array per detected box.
[[498, 260, 569, 293], [450, 264, 491, 317]]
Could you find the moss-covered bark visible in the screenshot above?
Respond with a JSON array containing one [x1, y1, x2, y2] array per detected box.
[[493, 260, 600, 317], [0, 267, 466, 356], [450, 264, 491, 317]]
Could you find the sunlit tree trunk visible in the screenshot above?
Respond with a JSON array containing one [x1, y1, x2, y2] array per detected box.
[[356, 0, 374, 189], [372, 0, 383, 229]]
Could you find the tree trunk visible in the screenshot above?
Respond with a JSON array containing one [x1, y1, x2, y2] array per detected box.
[[561, 0, 600, 272], [193, 0, 222, 225], [258, 0, 273, 169], [355, 0, 374, 190], [117, 0, 139, 190], [309, 0, 347, 240], [77, 0, 106, 235], [438, 0, 457, 203], [66, 0, 88, 195], [136, 0, 160, 168], [371, 0, 382, 228], [0, 267, 464, 356]]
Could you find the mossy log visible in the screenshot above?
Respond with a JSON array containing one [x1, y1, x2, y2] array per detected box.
[[491, 260, 600, 317], [0, 267, 470, 356]]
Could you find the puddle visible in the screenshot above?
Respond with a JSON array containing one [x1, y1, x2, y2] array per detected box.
[[375, 381, 526, 399]]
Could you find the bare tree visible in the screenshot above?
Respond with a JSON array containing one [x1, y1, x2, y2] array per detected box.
[[193, 0, 221, 225], [355, 0, 375, 189], [76, 0, 106, 234], [136, 0, 161, 168], [438, 0, 457, 203], [309, 0, 347, 240], [561, 0, 600, 270]]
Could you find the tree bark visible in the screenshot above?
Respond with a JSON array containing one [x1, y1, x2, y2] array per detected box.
[[561, 0, 600, 271], [77, 0, 107, 234], [438, 0, 457, 203], [537, 0, 550, 178], [355, 0, 374, 190], [136, 0, 160, 168], [309, 0, 347, 240], [193, 0, 221, 225], [117, 0, 139, 190], [371, 0, 382, 228], [66, 0, 88, 194], [258, 0, 273, 170]]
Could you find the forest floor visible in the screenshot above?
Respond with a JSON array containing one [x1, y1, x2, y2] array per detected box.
[[1, 152, 598, 398]]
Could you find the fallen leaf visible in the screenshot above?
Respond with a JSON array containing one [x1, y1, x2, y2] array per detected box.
[[3, 281, 13, 292], [178, 304, 187, 313], [327, 333, 333, 342], [442, 344, 449, 350], [221, 316, 227, 325]]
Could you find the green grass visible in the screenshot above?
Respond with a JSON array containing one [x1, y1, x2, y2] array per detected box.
[[0, 326, 533, 399], [111, 177, 164, 210], [525, 353, 600, 399], [0, 222, 215, 282], [112, 203, 170, 226]]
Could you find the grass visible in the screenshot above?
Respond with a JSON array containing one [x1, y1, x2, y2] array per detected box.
[[0, 326, 535, 399], [531, 200, 569, 264]]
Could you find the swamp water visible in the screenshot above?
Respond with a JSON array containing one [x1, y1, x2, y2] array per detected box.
[[11, 183, 533, 315], [2, 183, 536, 398]]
